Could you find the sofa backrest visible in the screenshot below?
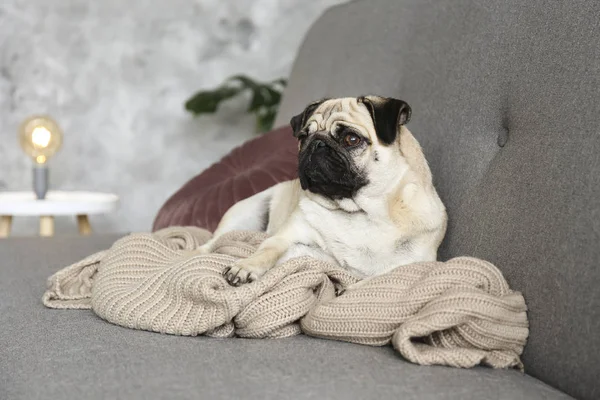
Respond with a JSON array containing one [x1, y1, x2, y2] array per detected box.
[[275, 1, 600, 399]]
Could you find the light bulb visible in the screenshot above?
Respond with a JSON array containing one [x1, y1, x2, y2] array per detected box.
[[18, 115, 63, 199], [19, 116, 63, 165], [32, 127, 52, 148]]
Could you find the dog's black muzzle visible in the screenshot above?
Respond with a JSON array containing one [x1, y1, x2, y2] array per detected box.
[[298, 135, 368, 200]]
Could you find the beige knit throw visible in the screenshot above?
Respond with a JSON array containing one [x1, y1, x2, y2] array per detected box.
[[43, 227, 528, 370]]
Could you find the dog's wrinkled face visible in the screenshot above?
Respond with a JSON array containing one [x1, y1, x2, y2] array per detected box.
[[290, 96, 412, 200]]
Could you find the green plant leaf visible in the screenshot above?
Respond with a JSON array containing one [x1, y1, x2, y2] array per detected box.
[[263, 86, 282, 106], [185, 74, 287, 134], [185, 85, 243, 115], [248, 85, 283, 112], [254, 105, 278, 133], [247, 87, 265, 112], [248, 86, 267, 112]]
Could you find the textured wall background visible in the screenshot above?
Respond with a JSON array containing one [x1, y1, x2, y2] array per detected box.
[[0, 0, 346, 236]]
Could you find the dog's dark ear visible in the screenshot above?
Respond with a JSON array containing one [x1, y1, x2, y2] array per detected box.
[[290, 99, 327, 137], [358, 96, 411, 145]]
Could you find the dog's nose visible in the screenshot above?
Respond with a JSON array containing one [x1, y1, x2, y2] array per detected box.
[[313, 139, 327, 149]]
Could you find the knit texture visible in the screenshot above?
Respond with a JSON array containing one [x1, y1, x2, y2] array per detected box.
[[43, 227, 529, 369]]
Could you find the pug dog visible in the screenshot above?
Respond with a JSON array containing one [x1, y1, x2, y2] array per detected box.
[[199, 96, 447, 286]]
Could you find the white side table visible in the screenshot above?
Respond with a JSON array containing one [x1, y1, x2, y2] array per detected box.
[[0, 191, 119, 238]]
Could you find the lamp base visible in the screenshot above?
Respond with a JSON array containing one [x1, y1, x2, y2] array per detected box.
[[33, 165, 49, 200]]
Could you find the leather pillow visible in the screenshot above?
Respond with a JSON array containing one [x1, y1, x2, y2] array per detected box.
[[153, 125, 298, 232]]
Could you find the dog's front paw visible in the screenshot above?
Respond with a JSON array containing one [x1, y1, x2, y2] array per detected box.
[[224, 259, 267, 286]]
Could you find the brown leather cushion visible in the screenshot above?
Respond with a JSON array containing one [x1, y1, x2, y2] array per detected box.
[[153, 125, 298, 232]]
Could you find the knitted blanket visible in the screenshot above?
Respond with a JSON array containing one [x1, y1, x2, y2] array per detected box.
[[43, 227, 529, 370]]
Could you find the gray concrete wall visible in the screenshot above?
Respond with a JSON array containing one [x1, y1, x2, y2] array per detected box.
[[0, 0, 345, 236]]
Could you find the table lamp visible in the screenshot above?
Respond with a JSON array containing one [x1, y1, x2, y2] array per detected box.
[[18, 116, 63, 200]]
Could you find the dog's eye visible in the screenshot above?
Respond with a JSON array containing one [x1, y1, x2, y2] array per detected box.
[[343, 133, 361, 147]]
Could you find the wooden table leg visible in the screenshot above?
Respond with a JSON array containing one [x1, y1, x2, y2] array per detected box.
[[39, 216, 55, 237], [0, 215, 12, 238], [77, 214, 92, 236]]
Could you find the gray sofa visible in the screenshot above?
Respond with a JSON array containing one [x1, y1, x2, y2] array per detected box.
[[1, 0, 598, 399]]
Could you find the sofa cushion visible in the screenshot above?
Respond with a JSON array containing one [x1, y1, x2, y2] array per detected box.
[[275, 1, 600, 399], [153, 125, 298, 232], [0, 236, 572, 400]]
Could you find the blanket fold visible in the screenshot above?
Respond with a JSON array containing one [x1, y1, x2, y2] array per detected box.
[[43, 227, 528, 370]]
